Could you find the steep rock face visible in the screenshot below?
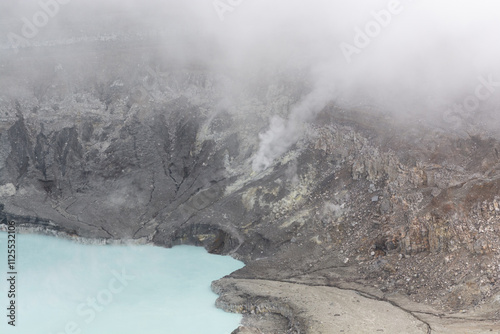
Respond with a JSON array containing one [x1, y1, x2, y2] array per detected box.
[[1, 42, 500, 326]]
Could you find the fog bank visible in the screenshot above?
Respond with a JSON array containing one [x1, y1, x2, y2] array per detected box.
[[2, 0, 500, 169]]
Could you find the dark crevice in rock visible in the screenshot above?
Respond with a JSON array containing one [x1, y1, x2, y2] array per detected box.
[[168, 223, 242, 255]]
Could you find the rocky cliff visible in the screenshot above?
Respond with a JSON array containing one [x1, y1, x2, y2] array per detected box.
[[1, 38, 500, 333]]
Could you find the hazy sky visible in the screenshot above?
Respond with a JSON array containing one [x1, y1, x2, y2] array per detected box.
[[3, 0, 500, 105]]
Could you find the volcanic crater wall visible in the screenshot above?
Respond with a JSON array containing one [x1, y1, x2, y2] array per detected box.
[[1, 41, 500, 320]]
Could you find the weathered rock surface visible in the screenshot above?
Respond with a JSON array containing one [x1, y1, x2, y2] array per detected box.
[[213, 278, 430, 334], [1, 39, 500, 333]]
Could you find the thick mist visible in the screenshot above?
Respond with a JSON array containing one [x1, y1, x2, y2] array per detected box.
[[2, 0, 500, 170]]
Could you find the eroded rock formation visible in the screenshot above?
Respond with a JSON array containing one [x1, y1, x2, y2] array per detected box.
[[1, 40, 500, 333]]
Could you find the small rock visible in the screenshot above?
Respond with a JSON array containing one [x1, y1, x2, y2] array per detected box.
[[0, 183, 16, 197], [431, 188, 442, 197]]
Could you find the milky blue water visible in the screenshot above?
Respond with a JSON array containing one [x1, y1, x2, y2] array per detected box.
[[0, 232, 244, 334]]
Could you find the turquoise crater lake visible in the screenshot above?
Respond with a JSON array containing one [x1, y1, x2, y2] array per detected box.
[[0, 232, 244, 334]]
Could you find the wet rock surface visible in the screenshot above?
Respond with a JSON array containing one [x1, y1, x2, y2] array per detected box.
[[1, 42, 500, 333]]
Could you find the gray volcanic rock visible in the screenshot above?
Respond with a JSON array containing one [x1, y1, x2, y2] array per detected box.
[[2, 36, 500, 334]]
